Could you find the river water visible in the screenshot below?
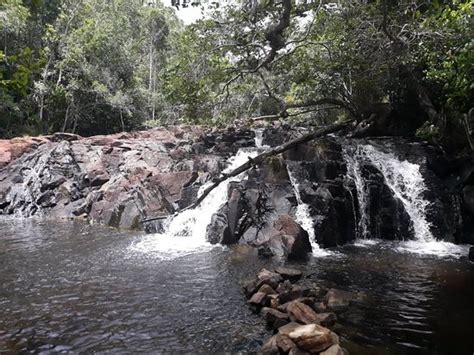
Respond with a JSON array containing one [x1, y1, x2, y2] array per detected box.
[[1, 218, 473, 354]]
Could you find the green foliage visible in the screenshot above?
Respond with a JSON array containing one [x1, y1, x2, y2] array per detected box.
[[0, 0, 471, 152]]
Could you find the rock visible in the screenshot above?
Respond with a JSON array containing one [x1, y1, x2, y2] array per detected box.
[[258, 284, 277, 296], [248, 292, 267, 308], [277, 287, 311, 304], [312, 302, 327, 313], [243, 279, 259, 298], [275, 266, 303, 281], [320, 344, 349, 355], [261, 335, 280, 355], [288, 324, 339, 353], [278, 322, 302, 337], [289, 348, 310, 355], [278, 297, 316, 313], [273, 215, 312, 259], [325, 289, 354, 310], [256, 268, 284, 289], [276, 280, 293, 294], [276, 333, 297, 353], [315, 312, 337, 328], [286, 301, 319, 325], [262, 307, 290, 328], [469, 247, 474, 262], [258, 246, 274, 258]]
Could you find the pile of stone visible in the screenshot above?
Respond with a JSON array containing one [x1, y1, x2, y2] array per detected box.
[[243, 267, 352, 355]]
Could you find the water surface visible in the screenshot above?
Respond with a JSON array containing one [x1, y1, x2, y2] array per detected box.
[[1, 218, 473, 354]]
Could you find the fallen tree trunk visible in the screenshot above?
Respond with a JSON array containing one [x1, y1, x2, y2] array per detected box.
[[141, 119, 356, 224]]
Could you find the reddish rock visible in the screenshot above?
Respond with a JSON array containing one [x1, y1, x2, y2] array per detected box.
[[256, 268, 283, 289], [275, 266, 303, 281], [261, 307, 290, 328], [278, 322, 302, 337], [248, 292, 267, 310], [276, 333, 297, 353], [276, 280, 293, 294], [320, 344, 349, 355], [261, 335, 280, 355], [258, 284, 277, 296], [289, 348, 310, 355], [288, 324, 339, 353], [287, 301, 319, 325], [273, 215, 312, 259]]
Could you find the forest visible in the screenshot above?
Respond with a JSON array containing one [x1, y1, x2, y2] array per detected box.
[[0, 0, 472, 152], [1, 1, 474, 354]]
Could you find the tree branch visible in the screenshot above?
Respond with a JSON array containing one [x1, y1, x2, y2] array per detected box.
[[141, 119, 356, 224]]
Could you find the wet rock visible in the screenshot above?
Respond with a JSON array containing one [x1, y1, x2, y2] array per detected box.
[[248, 292, 267, 309], [243, 279, 259, 298], [258, 246, 274, 258], [286, 301, 319, 325], [315, 312, 337, 328], [261, 335, 280, 355], [288, 324, 339, 353], [277, 287, 311, 304], [261, 307, 290, 328], [320, 344, 349, 355], [275, 266, 303, 281], [325, 289, 354, 311], [258, 284, 277, 296], [276, 333, 297, 353], [288, 348, 310, 355], [278, 322, 302, 337], [469, 247, 474, 262], [276, 280, 293, 294], [274, 215, 312, 259], [256, 269, 284, 289]]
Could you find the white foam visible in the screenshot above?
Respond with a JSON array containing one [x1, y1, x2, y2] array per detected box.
[[396, 240, 469, 258], [353, 239, 380, 247]]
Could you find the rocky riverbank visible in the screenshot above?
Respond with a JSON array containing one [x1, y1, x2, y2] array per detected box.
[[0, 125, 473, 253], [243, 267, 360, 354]]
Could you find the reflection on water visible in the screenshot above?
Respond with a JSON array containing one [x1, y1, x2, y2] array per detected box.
[[1, 218, 473, 354]]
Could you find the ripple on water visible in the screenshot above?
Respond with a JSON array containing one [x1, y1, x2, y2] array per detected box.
[[1, 219, 474, 354]]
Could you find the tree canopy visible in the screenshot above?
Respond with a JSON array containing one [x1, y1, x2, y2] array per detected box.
[[0, 0, 472, 151]]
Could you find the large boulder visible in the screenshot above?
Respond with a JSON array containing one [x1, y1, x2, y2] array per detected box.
[[288, 323, 339, 353], [255, 215, 312, 259]]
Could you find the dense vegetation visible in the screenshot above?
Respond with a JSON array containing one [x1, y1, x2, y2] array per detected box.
[[0, 0, 472, 151]]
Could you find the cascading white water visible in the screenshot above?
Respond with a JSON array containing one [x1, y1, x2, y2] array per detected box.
[[344, 143, 467, 257], [286, 168, 331, 257], [360, 145, 434, 242], [254, 128, 270, 149], [131, 148, 258, 259], [342, 146, 370, 239]]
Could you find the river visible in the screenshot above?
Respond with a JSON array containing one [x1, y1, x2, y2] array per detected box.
[[1, 218, 473, 354]]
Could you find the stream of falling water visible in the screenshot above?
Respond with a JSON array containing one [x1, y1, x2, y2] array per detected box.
[[343, 143, 467, 257], [131, 148, 258, 259], [286, 168, 331, 257]]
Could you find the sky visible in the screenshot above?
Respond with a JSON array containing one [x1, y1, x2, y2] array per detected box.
[[162, 1, 204, 24]]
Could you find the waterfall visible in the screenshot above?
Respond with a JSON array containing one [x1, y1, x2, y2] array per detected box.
[[342, 146, 370, 239], [344, 143, 434, 241], [362, 145, 434, 242], [344, 143, 467, 257], [286, 167, 330, 257], [254, 128, 269, 149], [131, 148, 258, 259]]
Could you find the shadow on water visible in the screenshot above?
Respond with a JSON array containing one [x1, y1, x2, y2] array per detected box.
[[1, 218, 473, 354]]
